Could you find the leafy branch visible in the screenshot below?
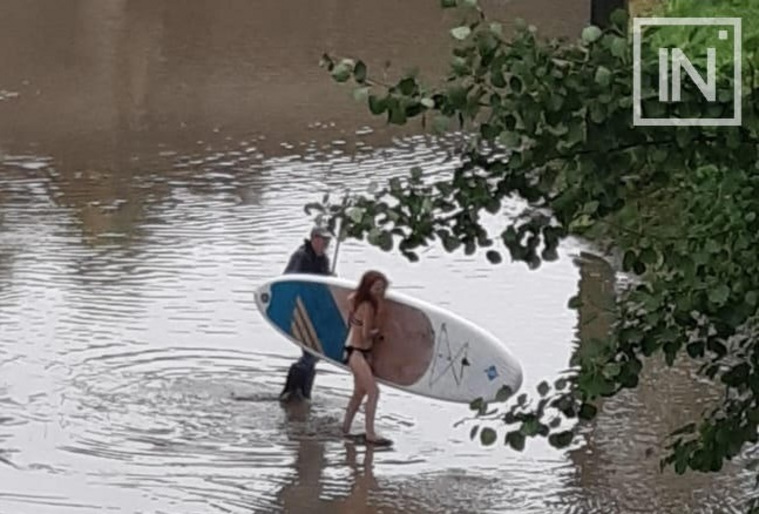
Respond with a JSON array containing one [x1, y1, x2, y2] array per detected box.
[[307, 0, 759, 509]]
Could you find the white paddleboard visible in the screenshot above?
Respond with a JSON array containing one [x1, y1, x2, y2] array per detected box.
[[254, 274, 523, 404]]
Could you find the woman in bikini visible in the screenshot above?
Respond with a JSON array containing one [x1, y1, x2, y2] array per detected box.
[[341, 270, 392, 446]]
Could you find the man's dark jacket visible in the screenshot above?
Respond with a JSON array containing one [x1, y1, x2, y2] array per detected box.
[[279, 239, 330, 400], [284, 240, 330, 275]]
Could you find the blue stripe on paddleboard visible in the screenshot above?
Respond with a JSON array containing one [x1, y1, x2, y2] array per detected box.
[[266, 281, 347, 362]]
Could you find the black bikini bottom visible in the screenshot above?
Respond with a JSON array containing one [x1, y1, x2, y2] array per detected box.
[[343, 346, 371, 365]]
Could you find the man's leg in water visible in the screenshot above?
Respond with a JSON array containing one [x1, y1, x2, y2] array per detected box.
[[299, 351, 318, 399], [279, 350, 320, 401]]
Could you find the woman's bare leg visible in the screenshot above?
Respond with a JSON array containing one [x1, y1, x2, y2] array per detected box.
[[364, 379, 380, 440], [342, 368, 365, 434], [346, 353, 380, 440]]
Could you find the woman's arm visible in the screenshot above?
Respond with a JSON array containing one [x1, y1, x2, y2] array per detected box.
[[358, 302, 377, 344]]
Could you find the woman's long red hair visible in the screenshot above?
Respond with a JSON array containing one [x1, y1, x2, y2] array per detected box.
[[348, 270, 388, 315]]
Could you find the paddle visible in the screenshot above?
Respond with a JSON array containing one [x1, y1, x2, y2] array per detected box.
[[330, 216, 342, 275]]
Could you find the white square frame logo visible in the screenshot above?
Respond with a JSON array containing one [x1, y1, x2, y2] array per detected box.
[[633, 17, 742, 127]]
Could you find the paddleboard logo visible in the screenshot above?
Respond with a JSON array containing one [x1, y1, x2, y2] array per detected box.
[[428, 323, 470, 388], [485, 365, 498, 381], [290, 295, 325, 355]]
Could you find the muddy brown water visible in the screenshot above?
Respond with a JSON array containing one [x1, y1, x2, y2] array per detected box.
[[0, 1, 756, 513]]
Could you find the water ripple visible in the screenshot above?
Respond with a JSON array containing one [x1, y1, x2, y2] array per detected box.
[[0, 132, 754, 513]]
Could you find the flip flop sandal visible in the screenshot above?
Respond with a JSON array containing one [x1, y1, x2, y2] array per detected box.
[[365, 436, 393, 447], [343, 432, 393, 446]]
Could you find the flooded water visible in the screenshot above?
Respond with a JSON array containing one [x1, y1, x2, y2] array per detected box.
[[0, 1, 755, 513]]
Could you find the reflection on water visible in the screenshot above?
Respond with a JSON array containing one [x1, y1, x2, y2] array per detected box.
[[562, 254, 755, 514], [0, 0, 755, 513]]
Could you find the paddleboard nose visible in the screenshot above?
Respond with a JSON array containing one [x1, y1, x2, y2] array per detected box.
[[254, 283, 272, 312]]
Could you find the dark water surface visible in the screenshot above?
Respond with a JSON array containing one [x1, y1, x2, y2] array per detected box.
[[0, 1, 755, 513]]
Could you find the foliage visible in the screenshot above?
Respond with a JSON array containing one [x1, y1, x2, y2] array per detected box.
[[645, 0, 759, 72], [308, 0, 759, 510]]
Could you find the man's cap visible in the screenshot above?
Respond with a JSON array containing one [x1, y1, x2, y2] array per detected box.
[[310, 225, 332, 239]]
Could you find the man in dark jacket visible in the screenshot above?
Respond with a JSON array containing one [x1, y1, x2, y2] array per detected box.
[[279, 225, 332, 402]]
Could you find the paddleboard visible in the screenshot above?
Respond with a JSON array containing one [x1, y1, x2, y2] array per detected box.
[[254, 274, 523, 404]]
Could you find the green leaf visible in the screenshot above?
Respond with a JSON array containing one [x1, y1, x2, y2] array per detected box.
[[590, 103, 606, 123], [640, 248, 657, 265], [378, 231, 393, 251], [602, 363, 622, 379], [722, 363, 750, 387], [486, 250, 502, 264], [491, 69, 506, 88], [578, 403, 597, 420], [353, 87, 370, 102], [537, 381, 550, 397], [582, 26, 603, 44], [469, 397, 484, 411], [443, 235, 461, 252], [547, 122, 568, 136], [566, 119, 586, 147], [521, 418, 540, 436], [746, 291, 758, 306], [610, 8, 628, 28], [451, 26, 472, 40], [610, 36, 627, 58], [506, 431, 526, 451], [496, 385, 513, 402], [448, 85, 468, 109], [595, 66, 612, 87], [663, 341, 678, 366], [708, 284, 731, 306], [509, 75, 523, 94], [399, 77, 416, 96], [583, 200, 600, 214], [567, 295, 582, 309], [346, 207, 365, 223], [498, 131, 521, 148], [650, 147, 668, 163], [480, 427, 497, 446], [686, 341, 704, 358], [470, 425, 479, 440], [548, 430, 574, 449], [676, 128, 693, 148], [441, 0, 457, 7], [434, 115, 453, 134], [389, 101, 407, 124], [369, 95, 388, 115], [331, 66, 352, 83], [354, 60, 367, 83], [451, 56, 469, 75], [367, 228, 382, 245], [481, 123, 500, 140]]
